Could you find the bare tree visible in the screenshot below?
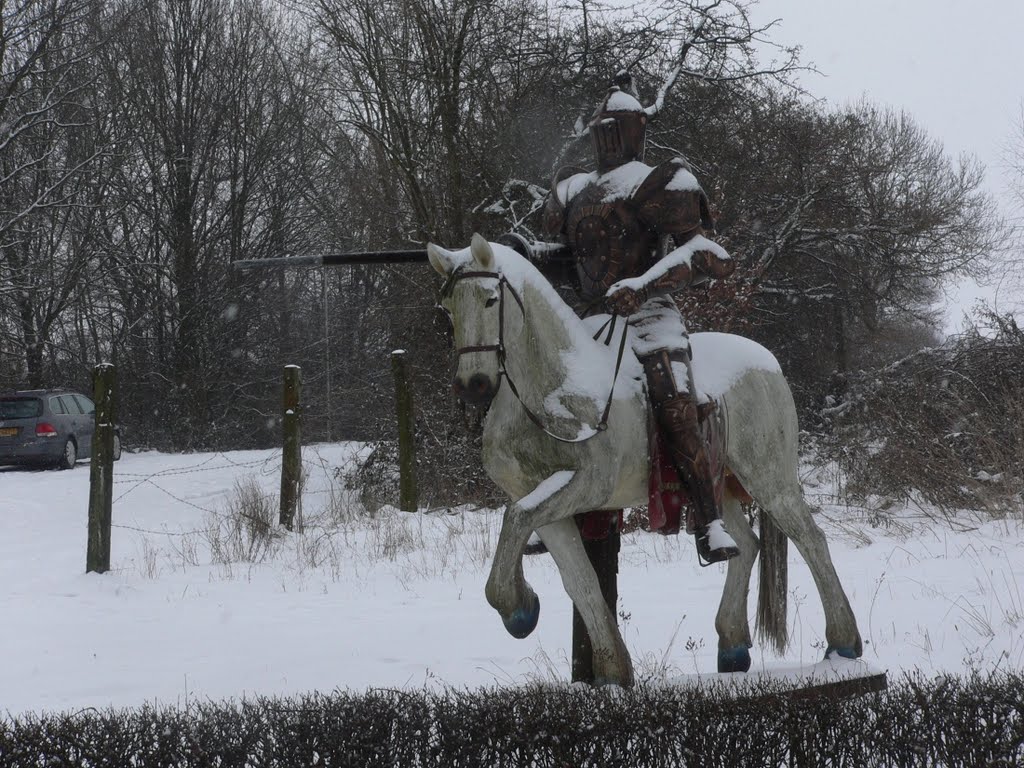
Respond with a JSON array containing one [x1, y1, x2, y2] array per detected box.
[[79, 0, 341, 448], [658, 87, 1000, 400], [0, 0, 108, 387], [1001, 103, 1024, 311]]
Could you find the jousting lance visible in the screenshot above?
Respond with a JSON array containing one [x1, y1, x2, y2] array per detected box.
[[232, 234, 572, 271]]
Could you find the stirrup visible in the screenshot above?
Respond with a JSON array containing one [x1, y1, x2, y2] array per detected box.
[[695, 520, 740, 567]]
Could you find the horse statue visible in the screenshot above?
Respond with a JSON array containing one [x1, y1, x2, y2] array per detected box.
[[427, 234, 862, 687]]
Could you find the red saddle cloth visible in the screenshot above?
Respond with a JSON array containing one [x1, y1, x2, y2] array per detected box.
[[579, 509, 623, 541]]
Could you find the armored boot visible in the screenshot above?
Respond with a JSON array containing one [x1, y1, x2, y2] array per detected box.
[[644, 350, 740, 565]]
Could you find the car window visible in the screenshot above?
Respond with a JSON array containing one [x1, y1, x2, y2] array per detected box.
[[50, 396, 69, 415], [60, 395, 84, 414], [72, 395, 95, 415], [0, 398, 43, 419]]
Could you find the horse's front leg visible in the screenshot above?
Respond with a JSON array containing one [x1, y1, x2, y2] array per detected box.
[[485, 469, 606, 640], [485, 500, 542, 639], [537, 517, 634, 687]]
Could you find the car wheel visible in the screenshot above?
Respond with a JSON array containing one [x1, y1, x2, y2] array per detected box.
[[112, 434, 122, 461], [57, 438, 77, 470]]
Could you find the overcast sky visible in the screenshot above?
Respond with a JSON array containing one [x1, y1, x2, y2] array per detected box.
[[752, 0, 1024, 331]]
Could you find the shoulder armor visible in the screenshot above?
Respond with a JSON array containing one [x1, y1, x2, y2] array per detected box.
[[544, 166, 590, 237], [635, 158, 712, 235], [555, 167, 593, 204]]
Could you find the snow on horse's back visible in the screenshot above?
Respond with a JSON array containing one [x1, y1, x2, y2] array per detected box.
[[690, 332, 782, 399]]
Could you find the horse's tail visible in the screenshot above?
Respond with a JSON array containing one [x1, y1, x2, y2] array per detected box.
[[756, 508, 788, 654]]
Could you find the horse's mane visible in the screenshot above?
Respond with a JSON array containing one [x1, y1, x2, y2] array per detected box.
[[489, 244, 565, 302], [489, 244, 596, 348]]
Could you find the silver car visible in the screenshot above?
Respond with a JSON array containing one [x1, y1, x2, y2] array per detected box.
[[0, 390, 122, 469]]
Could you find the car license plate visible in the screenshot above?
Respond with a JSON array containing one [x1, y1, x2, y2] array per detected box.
[[0, 427, 16, 437]]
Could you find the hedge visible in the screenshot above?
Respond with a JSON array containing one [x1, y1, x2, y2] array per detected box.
[[2, 672, 1021, 767]]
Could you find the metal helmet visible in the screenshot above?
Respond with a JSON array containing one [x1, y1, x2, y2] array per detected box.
[[588, 72, 648, 171]]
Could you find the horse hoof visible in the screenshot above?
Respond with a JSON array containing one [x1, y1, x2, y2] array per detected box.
[[503, 593, 540, 639], [825, 645, 860, 660], [718, 646, 751, 673]]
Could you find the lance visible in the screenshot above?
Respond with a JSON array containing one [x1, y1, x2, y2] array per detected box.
[[232, 233, 572, 271]]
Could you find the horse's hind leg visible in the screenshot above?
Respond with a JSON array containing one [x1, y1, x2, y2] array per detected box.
[[537, 517, 634, 687], [715, 489, 759, 672], [764, 488, 862, 659]]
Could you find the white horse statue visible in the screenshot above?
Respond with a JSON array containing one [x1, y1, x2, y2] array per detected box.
[[427, 234, 862, 687]]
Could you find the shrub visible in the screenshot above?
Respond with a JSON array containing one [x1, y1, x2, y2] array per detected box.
[[820, 312, 1024, 516]]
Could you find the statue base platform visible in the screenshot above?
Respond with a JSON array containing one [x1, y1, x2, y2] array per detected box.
[[666, 657, 888, 702]]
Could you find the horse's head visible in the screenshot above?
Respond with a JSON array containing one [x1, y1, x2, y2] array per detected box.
[[428, 234, 520, 407]]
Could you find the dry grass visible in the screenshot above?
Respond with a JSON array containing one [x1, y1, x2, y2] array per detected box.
[[206, 478, 279, 564]]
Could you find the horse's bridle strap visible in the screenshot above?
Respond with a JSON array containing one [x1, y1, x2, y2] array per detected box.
[[456, 344, 502, 355], [445, 268, 520, 366], [498, 313, 629, 444]]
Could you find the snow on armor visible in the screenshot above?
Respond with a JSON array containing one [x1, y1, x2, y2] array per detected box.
[[543, 73, 740, 564]]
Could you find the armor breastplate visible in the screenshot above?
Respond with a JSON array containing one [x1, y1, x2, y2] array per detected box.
[[564, 184, 655, 301]]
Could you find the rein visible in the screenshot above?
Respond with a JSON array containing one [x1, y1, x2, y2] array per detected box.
[[441, 266, 630, 444]]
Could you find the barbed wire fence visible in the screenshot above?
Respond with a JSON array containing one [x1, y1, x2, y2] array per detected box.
[[81, 279, 505, 575], [99, 437, 493, 582]]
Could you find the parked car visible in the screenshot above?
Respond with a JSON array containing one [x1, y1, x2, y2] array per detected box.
[[0, 389, 122, 469]]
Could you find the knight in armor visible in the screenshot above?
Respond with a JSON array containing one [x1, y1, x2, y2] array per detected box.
[[542, 73, 740, 564]]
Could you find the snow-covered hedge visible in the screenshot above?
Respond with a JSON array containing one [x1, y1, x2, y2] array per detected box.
[[3, 673, 1021, 767]]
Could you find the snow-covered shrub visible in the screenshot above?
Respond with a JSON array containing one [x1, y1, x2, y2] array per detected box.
[[820, 313, 1024, 516], [3, 673, 1022, 766]]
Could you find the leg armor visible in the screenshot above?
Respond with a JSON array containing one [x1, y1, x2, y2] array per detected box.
[[642, 348, 739, 565]]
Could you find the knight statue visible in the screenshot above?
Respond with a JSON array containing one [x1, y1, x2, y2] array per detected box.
[[541, 72, 740, 565]]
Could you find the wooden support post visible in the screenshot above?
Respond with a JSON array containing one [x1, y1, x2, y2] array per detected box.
[[279, 365, 302, 530], [86, 364, 116, 574], [571, 513, 621, 684], [391, 350, 417, 512]]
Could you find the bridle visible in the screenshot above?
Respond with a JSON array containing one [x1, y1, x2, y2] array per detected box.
[[439, 265, 523, 370], [439, 265, 630, 444]]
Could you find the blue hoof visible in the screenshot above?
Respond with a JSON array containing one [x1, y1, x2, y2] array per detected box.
[[825, 646, 859, 660], [718, 645, 751, 673], [503, 593, 540, 639]]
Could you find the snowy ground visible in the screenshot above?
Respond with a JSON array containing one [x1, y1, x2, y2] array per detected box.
[[2, 442, 1022, 716]]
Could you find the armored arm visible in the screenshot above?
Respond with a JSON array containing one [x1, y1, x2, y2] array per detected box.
[[634, 159, 734, 293], [507, 166, 583, 269], [605, 160, 733, 313], [542, 184, 567, 242], [542, 166, 590, 241]]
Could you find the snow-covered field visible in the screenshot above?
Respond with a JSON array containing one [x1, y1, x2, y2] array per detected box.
[[2, 443, 1022, 716]]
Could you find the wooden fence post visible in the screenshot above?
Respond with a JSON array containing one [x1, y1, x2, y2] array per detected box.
[[86, 364, 115, 574], [391, 350, 417, 511], [279, 365, 301, 530]]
